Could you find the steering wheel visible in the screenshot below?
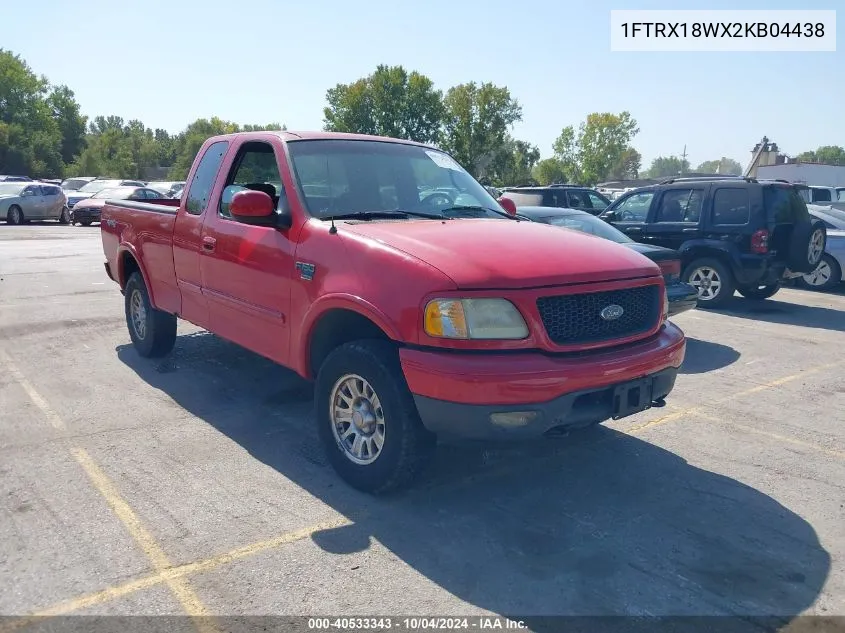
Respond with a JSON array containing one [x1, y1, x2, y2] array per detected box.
[[619, 209, 638, 221], [421, 191, 454, 210]]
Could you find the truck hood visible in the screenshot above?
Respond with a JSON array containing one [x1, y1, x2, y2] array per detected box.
[[340, 218, 660, 289]]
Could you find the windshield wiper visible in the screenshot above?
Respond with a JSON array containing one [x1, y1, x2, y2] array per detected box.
[[321, 210, 448, 221], [439, 205, 520, 220]]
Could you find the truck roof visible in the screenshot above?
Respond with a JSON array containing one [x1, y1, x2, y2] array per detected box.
[[205, 130, 434, 148]]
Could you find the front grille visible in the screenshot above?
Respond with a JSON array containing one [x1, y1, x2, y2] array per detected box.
[[537, 285, 661, 345]]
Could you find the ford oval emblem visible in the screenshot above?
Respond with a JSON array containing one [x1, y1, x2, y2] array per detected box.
[[600, 304, 624, 321]]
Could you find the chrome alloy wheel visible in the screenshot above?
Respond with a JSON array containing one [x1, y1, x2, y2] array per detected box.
[[330, 374, 386, 465], [129, 289, 147, 340], [689, 266, 722, 301]]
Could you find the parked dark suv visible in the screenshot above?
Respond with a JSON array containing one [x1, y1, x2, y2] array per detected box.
[[599, 177, 827, 307], [500, 185, 611, 215]]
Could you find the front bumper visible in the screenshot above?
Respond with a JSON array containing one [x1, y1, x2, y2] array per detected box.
[[667, 281, 698, 316], [73, 208, 101, 223], [400, 322, 686, 440]]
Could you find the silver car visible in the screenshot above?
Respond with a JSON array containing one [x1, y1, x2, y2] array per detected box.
[[798, 206, 845, 291], [1, 182, 70, 225]]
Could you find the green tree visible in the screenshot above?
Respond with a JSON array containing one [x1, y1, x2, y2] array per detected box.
[[440, 82, 522, 177], [487, 136, 540, 186], [696, 157, 742, 175], [47, 85, 87, 165], [643, 155, 690, 179], [795, 146, 845, 166], [552, 112, 639, 185], [323, 65, 443, 144], [608, 147, 642, 181], [532, 158, 567, 185], [0, 49, 64, 177]]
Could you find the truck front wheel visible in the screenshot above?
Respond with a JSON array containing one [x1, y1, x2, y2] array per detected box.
[[124, 272, 177, 358], [315, 340, 435, 494]]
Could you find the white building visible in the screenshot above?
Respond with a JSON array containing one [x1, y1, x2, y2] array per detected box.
[[757, 163, 845, 187]]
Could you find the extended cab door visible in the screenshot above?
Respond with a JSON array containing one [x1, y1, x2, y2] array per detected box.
[[198, 137, 295, 365], [642, 186, 708, 250], [173, 139, 231, 329]]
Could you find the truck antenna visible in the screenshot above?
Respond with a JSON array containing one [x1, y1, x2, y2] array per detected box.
[[329, 217, 337, 234]]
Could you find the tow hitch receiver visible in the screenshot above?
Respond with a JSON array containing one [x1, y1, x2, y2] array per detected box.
[[612, 377, 655, 420]]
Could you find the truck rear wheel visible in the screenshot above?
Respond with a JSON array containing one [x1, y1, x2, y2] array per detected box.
[[124, 272, 177, 358], [315, 340, 435, 494]]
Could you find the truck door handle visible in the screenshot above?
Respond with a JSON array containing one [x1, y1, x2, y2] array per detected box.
[[682, 228, 697, 233], [202, 236, 217, 252], [626, 227, 642, 233]]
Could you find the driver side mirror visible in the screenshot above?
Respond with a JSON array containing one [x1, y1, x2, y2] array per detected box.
[[230, 190, 292, 229], [497, 196, 517, 216], [601, 210, 617, 221]]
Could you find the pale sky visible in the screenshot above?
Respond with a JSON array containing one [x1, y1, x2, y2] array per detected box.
[[4, 0, 842, 169]]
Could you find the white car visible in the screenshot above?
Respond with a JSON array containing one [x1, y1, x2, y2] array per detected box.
[[1, 182, 69, 225]]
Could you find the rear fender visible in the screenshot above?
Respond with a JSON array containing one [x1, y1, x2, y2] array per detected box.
[[679, 239, 741, 271], [116, 242, 157, 307]]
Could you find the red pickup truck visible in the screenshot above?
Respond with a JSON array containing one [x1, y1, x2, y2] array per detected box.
[[100, 131, 686, 493]]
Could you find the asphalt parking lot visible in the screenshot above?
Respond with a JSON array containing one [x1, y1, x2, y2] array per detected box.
[[1, 224, 844, 631]]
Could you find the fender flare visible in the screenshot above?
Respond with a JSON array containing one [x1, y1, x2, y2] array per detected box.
[[116, 243, 158, 308], [296, 293, 402, 377]]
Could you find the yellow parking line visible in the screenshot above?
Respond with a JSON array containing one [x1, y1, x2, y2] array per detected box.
[[0, 515, 354, 633], [0, 349, 65, 431], [627, 359, 845, 435], [71, 447, 216, 631], [692, 410, 845, 460]]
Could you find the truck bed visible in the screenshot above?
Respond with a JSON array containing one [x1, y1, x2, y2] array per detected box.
[[100, 197, 183, 315]]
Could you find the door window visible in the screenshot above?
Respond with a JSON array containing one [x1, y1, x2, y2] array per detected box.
[[185, 140, 230, 215], [614, 191, 654, 221], [220, 142, 284, 219], [567, 190, 589, 209], [655, 189, 704, 223], [712, 188, 750, 225], [587, 191, 609, 211]]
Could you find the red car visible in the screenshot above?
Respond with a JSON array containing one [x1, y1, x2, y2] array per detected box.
[[100, 131, 686, 493], [73, 186, 166, 226]]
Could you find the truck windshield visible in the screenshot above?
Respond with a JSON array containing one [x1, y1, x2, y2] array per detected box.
[[287, 140, 504, 220]]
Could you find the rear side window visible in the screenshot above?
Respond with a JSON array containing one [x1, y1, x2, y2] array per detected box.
[[712, 189, 750, 225], [185, 141, 229, 215], [655, 188, 704, 223], [812, 188, 832, 202], [502, 191, 543, 206], [764, 186, 809, 224]]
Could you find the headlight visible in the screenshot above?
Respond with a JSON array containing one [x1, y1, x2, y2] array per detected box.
[[424, 298, 529, 340]]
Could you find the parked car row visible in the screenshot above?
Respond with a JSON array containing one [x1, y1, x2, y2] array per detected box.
[[498, 176, 835, 303]]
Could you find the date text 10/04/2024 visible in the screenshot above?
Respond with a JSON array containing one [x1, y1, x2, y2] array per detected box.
[[620, 22, 825, 38], [307, 617, 528, 630]]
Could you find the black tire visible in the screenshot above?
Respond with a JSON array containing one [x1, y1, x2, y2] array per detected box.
[[79, 220, 92, 227], [737, 281, 781, 300], [797, 254, 842, 292], [682, 257, 736, 309], [59, 207, 71, 224], [6, 205, 24, 225], [788, 219, 827, 273], [124, 272, 177, 358], [315, 340, 436, 494]]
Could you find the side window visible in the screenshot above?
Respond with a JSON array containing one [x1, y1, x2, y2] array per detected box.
[[219, 142, 284, 219], [567, 190, 589, 208], [185, 140, 229, 215], [655, 189, 704, 223], [614, 191, 654, 221], [22, 186, 37, 197], [144, 189, 163, 199], [812, 188, 832, 202], [712, 188, 750, 225], [587, 192, 609, 211], [505, 192, 543, 206]]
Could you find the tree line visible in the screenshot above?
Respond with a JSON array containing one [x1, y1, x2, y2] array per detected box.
[[2, 50, 842, 186]]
